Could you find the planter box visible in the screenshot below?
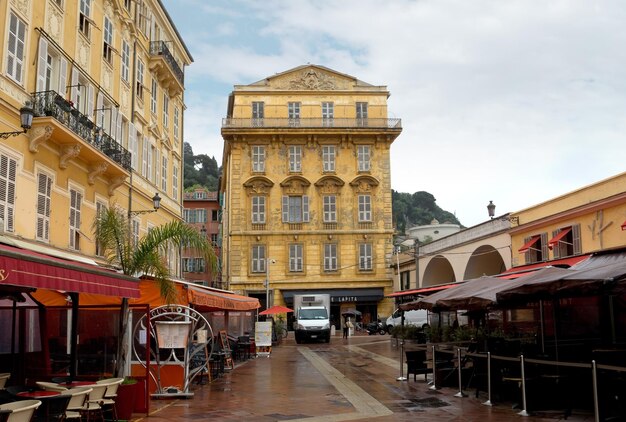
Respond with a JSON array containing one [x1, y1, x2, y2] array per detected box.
[[115, 382, 138, 421]]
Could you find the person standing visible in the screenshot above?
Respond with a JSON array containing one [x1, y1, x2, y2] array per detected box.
[[343, 317, 349, 338]]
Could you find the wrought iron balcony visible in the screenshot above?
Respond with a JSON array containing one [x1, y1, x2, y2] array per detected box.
[[31, 91, 131, 171], [221, 117, 402, 129], [149, 41, 184, 85]]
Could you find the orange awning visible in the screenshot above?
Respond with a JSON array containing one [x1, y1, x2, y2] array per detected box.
[[518, 235, 541, 253], [187, 284, 260, 311], [548, 227, 572, 249]]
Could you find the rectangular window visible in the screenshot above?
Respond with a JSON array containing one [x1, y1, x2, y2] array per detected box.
[[356, 102, 368, 126], [522, 233, 549, 264], [252, 146, 265, 172], [288, 102, 300, 126], [173, 106, 180, 140], [132, 219, 139, 248], [322, 102, 333, 126], [121, 41, 130, 82], [359, 243, 373, 271], [210, 233, 219, 246], [141, 136, 149, 177], [251, 245, 266, 273], [211, 210, 219, 221], [195, 258, 206, 272], [357, 145, 371, 172], [36, 172, 52, 241], [79, 0, 92, 38], [129, 124, 138, 170], [322, 145, 335, 172], [103, 16, 114, 63], [182, 257, 192, 272], [69, 189, 82, 250], [550, 225, 582, 259], [324, 244, 338, 272], [289, 244, 303, 272], [0, 155, 17, 232], [252, 101, 264, 126], [95, 201, 106, 256], [161, 155, 168, 192], [251, 196, 266, 224], [136, 59, 144, 101], [163, 94, 169, 128], [282, 195, 309, 223], [150, 78, 157, 114], [358, 194, 372, 222], [173, 162, 179, 200], [289, 145, 302, 172], [323, 195, 336, 223], [6, 13, 26, 84]]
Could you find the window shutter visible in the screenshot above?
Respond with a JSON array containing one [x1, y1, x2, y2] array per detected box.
[[540, 233, 549, 261], [572, 224, 582, 255], [59, 58, 67, 97], [71, 68, 79, 104], [523, 235, 531, 263], [96, 92, 104, 126], [128, 122, 136, 169], [155, 149, 160, 185], [551, 229, 560, 259], [36, 37, 48, 92], [282, 196, 289, 222], [142, 136, 148, 177], [86, 84, 94, 118], [302, 195, 309, 222], [116, 110, 123, 143], [0, 156, 16, 232]]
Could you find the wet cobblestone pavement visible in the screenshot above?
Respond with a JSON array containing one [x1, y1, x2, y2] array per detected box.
[[134, 334, 595, 421]]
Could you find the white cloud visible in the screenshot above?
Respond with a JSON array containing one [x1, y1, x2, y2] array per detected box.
[[167, 0, 626, 227]]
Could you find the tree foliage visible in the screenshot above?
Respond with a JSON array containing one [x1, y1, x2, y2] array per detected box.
[[183, 142, 220, 190], [392, 190, 462, 235]]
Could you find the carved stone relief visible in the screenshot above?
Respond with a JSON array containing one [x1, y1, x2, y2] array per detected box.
[[12, 0, 29, 17], [28, 125, 54, 153], [77, 38, 90, 69], [59, 144, 81, 169], [273, 69, 351, 91], [46, 6, 63, 40]]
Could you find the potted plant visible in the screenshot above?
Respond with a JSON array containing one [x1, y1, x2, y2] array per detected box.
[[115, 377, 138, 421]]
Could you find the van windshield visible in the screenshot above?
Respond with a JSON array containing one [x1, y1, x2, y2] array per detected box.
[[299, 308, 328, 320]]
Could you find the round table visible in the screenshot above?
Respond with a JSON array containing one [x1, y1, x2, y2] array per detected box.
[[16, 390, 60, 398]]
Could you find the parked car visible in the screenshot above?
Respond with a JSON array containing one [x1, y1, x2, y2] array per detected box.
[[385, 309, 429, 333]]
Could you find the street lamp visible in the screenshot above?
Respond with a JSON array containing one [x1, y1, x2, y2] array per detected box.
[[129, 192, 161, 217], [265, 258, 276, 309], [487, 200, 496, 219], [0, 103, 34, 139]]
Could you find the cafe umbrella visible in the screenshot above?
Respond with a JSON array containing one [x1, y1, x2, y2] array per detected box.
[[259, 305, 294, 315]]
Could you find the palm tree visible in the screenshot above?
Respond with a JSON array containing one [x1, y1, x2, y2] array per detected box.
[[93, 206, 217, 377]]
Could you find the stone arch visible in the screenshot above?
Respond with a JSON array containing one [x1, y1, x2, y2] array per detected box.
[[242, 176, 274, 195], [280, 175, 311, 195], [348, 175, 379, 193], [463, 244, 506, 280], [314, 175, 345, 194], [422, 255, 456, 287]]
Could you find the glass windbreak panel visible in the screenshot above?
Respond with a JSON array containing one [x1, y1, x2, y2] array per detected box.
[[76, 308, 119, 377], [228, 312, 242, 335], [299, 308, 328, 320]]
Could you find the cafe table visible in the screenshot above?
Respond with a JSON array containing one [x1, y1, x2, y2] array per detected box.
[[59, 381, 95, 388], [16, 389, 65, 421]]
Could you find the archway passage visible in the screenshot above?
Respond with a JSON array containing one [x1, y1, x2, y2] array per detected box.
[[464, 245, 506, 280], [422, 255, 455, 287]]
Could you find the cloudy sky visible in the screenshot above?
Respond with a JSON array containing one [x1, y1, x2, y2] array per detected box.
[[162, 0, 626, 228]]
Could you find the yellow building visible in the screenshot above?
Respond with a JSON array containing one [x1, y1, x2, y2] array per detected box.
[[509, 172, 626, 268], [220, 65, 402, 325], [0, 0, 191, 274]]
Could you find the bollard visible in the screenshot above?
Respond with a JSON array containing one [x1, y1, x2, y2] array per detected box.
[[454, 347, 467, 397], [430, 344, 439, 390], [482, 352, 492, 406], [592, 360, 599, 422], [517, 354, 529, 417], [396, 338, 407, 381]]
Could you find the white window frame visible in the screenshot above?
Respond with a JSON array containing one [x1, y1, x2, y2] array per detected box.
[[121, 41, 130, 82], [136, 59, 144, 101], [0, 154, 17, 232], [103, 16, 114, 63], [289, 145, 302, 172], [95, 201, 107, 256], [251, 195, 266, 224], [282, 195, 309, 223], [322, 145, 335, 172], [324, 243, 338, 272], [131, 218, 140, 247], [358, 194, 372, 222], [163, 93, 169, 128], [6, 12, 26, 84], [252, 146, 265, 172], [150, 78, 157, 114], [289, 244, 303, 272], [323, 195, 336, 223], [357, 145, 371, 172], [359, 243, 373, 271], [251, 244, 266, 273], [173, 106, 180, 140], [161, 155, 168, 191], [79, 0, 93, 39], [172, 161, 179, 201]]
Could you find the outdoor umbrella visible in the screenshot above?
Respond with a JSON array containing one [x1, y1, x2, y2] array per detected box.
[[341, 308, 362, 317], [259, 305, 294, 315]]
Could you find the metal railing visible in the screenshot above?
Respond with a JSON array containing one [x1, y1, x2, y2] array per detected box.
[[150, 41, 184, 85], [221, 117, 402, 129], [31, 91, 131, 171]]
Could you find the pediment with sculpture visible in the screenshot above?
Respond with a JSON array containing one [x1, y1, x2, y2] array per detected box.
[[349, 175, 379, 193], [243, 176, 275, 195], [279, 175, 311, 195]]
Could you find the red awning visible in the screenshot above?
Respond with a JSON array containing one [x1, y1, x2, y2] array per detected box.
[[499, 255, 591, 278], [386, 283, 459, 298], [621, 220, 626, 231], [518, 235, 541, 253], [0, 243, 140, 298], [548, 227, 572, 249]]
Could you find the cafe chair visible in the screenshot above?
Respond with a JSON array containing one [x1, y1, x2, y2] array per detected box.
[[0, 409, 11, 422], [35, 382, 67, 393], [96, 378, 123, 421], [405, 350, 432, 382], [0, 400, 42, 422], [64, 387, 92, 421], [0, 374, 10, 390], [81, 382, 109, 421]]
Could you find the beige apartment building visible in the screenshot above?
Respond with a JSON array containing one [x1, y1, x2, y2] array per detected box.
[[0, 0, 191, 275], [220, 65, 402, 326]]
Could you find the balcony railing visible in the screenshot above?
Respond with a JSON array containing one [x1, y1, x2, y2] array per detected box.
[[150, 41, 184, 85], [32, 91, 131, 171], [221, 117, 402, 129]]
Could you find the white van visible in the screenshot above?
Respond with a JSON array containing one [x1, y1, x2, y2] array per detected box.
[[385, 309, 429, 333]]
